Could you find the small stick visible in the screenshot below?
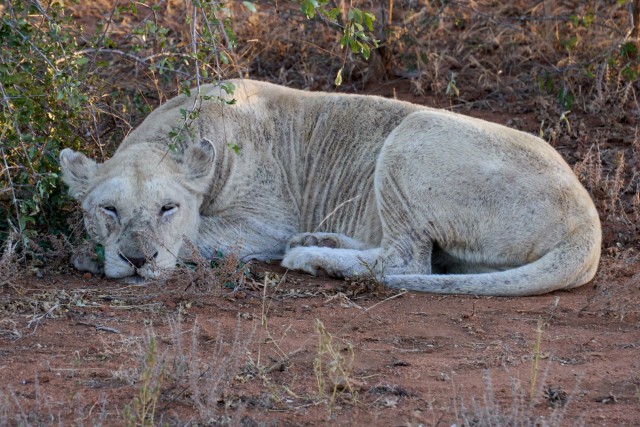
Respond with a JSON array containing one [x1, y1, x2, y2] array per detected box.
[[95, 325, 121, 334]]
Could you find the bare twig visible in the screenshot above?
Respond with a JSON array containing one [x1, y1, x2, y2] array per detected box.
[[314, 195, 361, 232], [27, 303, 60, 334]]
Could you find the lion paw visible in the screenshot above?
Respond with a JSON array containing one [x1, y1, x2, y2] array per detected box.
[[286, 232, 367, 251], [282, 246, 373, 278], [71, 252, 104, 275], [281, 246, 324, 276], [287, 232, 340, 249]]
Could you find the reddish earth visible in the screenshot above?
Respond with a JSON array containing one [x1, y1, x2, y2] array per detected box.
[[1, 252, 639, 425]]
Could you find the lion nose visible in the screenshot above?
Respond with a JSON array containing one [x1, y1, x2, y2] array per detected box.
[[119, 252, 158, 269]]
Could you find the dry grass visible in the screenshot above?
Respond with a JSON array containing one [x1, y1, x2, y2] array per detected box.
[[118, 315, 254, 425], [0, 314, 252, 426], [0, 233, 18, 286], [454, 370, 583, 427]]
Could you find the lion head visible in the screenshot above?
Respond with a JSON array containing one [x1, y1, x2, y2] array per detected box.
[[60, 140, 215, 278]]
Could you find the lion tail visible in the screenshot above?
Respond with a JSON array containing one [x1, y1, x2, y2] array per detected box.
[[383, 235, 600, 297]]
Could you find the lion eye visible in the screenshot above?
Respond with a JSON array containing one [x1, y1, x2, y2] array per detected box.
[[160, 203, 178, 217], [101, 205, 118, 217]]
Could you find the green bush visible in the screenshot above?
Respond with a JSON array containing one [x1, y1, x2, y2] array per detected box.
[[1, 1, 89, 249]]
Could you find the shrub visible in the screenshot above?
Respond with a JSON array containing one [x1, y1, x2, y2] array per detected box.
[[0, 1, 90, 249]]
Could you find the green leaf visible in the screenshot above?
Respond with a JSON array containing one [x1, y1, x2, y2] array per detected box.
[[94, 244, 105, 263], [620, 42, 638, 59], [348, 8, 356, 22], [361, 44, 371, 60], [242, 1, 257, 12], [227, 142, 240, 154], [339, 33, 349, 48], [349, 39, 359, 53], [328, 8, 340, 20], [219, 50, 230, 64], [220, 82, 236, 95], [334, 68, 343, 86], [363, 12, 375, 31], [18, 215, 35, 232], [300, 0, 316, 19]]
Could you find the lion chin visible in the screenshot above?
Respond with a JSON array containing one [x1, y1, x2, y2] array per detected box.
[[60, 79, 601, 296]]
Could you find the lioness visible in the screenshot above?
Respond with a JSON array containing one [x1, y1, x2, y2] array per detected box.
[[60, 79, 601, 296]]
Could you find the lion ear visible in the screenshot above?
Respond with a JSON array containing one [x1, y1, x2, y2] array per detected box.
[[182, 139, 216, 193], [59, 148, 98, 200]]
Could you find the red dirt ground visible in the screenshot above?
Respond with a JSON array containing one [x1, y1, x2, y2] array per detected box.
[[1, 251, 639, 425]]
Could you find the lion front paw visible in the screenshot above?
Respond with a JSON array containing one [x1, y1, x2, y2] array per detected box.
[[71, 252, 104, 275], [71, 255, 104, 275], [282, 246, 339, 276]]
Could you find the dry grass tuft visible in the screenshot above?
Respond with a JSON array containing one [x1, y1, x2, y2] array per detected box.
[[0, 234, 19, 286], [164, 314, 253, 422], [174, 241, 253, 297], [454, 369, 583, 427]]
